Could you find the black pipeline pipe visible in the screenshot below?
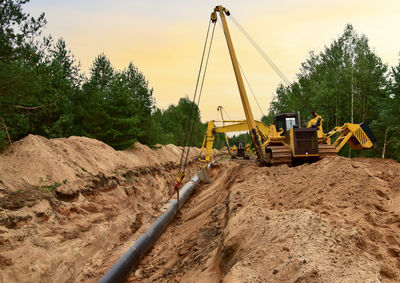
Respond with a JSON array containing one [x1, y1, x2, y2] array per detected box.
[[98, 172, 202, 283]]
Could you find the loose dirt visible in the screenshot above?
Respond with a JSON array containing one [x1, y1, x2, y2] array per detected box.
[[0, 135, 209, 283], [129, 157, 400, 283], [1, 135, 400, 283]]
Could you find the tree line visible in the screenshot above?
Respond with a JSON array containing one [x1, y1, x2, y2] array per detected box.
[[265, 24, 400, 161], [0, 0, 207, 150], [1, 1, 399, 161]]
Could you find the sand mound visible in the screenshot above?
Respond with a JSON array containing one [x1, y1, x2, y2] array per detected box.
[[0, 134, 200, 196], [0, 135, 209, 283], [135, 156, 400, 283], [2, 135, 399, 282]]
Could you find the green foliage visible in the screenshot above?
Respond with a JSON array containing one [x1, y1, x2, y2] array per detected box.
[[261, 113, 274, 126], [1, 2, 399, 162], [0, 0, 47, 62], [377, 57, 400, 161], [152, 97, 205, 147], [0, 130, 7, 151], [269, 24, 399, 160], [0, 1, 159, 151], [212, 133, 230, 149], [228, 133, 252, 147], [73, 55, 154, 149], [0, 0, 46, 145], [0, 0, 157, 150], [40, 182, 61, 192], [0, 1, 81, 145]]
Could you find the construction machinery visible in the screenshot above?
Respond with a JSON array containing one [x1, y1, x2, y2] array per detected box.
[[198, 5, 376, 166], [231, 141, 251, 159], [217, 106, 231, 154]]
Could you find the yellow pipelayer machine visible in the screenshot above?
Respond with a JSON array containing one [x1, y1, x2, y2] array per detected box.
[[199, 6, 376, 166]]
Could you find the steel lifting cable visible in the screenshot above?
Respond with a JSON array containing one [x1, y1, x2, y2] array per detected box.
[[238, 63, 265, 117], [178, 20, 212, 171], [229, 15, 291, 86], [183, 21, 216, 169], [174, 20, 216, 196], [216, 21, 265, 119], [223, 108, 233, 121]]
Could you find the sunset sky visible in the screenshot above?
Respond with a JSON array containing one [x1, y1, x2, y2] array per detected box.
[[26, 0, 400, 122]]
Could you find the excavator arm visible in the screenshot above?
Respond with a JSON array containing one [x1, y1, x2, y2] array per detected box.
[[199, 120, 270, 164]]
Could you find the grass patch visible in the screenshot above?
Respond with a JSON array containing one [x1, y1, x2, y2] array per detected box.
[[151, 144, 162, 150], [123, 174, 139, 183], [40, 182, 61, 192], [220, 154, 232, 161]]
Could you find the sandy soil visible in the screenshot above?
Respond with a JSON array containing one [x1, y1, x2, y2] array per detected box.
[[130, 157, 400, 283], [1, 135, 399, 283], [0, 135, 207, 283]]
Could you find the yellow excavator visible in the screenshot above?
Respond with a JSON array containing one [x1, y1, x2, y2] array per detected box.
[[198, 6, 377, 166], [231, 141, 251, 159]]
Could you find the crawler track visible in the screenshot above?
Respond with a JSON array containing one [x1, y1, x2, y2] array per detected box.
[[318, 144, 337, 158], [266, 145, 292, 165]]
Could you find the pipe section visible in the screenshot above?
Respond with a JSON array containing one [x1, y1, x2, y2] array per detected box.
[[98, 172, 202, 283]]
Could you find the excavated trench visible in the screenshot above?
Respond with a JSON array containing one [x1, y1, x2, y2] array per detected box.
[[1, 135, 400, 283], [125, 157, 400, 283], [0, 160, 201, 283], [0, 135, 209, 283]]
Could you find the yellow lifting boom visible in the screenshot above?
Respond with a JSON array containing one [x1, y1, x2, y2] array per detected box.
[[211, 6, 265, 163], [198, 6, 376, 166]]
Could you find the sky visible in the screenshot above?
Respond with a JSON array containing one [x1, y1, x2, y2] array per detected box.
[[25, 0, 400, 122]]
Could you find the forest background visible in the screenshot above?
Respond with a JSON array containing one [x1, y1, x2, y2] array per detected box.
[[1, 0, 399, 161]]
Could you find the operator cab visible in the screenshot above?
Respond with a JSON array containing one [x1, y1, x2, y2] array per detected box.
[[273, 113, 299, 133], [236, 141, 245, 149]]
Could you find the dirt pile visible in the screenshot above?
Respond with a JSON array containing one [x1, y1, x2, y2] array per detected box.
[[133, 156, 400, 283], [0, 134, 199, 197], [1, 135, 399, 283], [0, 135, 210, 283]]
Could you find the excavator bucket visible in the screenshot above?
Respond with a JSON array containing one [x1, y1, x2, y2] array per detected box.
[[345, 122, 377, 150], [198, 166, 211, 183]]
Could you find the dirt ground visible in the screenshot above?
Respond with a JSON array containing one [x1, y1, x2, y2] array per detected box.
[[1, 135, 400, 283], [130, 157, 400, 283], [0, 135, 206, 283]]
